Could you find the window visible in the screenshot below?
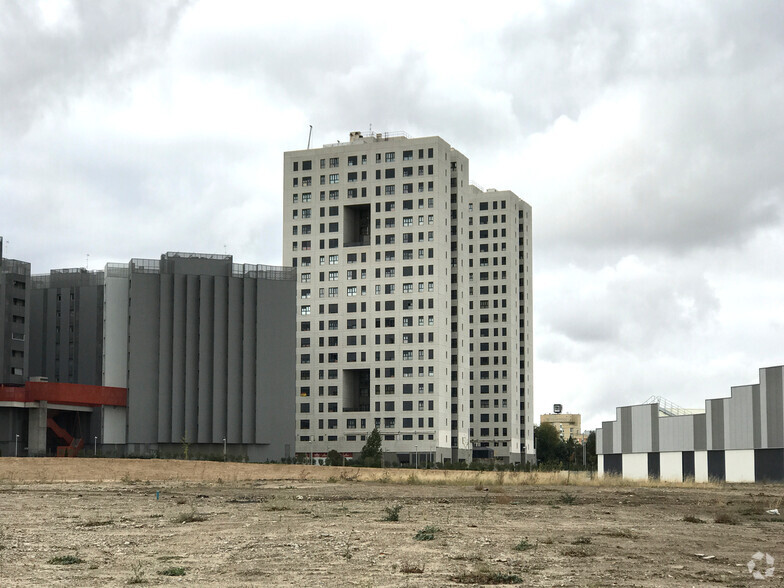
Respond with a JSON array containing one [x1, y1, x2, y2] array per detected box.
[[347, 286, 357, 296], [328, 287, 338, 297], [385, 152, 395, 162], [301, 273, 311, 282], [329, 173, 339, 184], [329, 157, 339, 167], [301, 305, 311, 315], [302, 192, 312, 202], [385, 185, 395, 195], [302, 208, 311, 219], [329, 254, 339, 264], [403, 216, 413, 226], [403, 150, 413, 160], [328, 271, 338, 280]]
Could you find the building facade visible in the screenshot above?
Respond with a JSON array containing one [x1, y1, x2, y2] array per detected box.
[[28, 268, 105, 386], [283, 132, 534, 464], [597, 364, 784, 482], [103, 253, 296, 462], [0, 250, 296, 462]]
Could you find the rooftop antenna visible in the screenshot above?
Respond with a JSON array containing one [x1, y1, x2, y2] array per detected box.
[[86, 253, 89, 269], [307, 125, 313, 149]]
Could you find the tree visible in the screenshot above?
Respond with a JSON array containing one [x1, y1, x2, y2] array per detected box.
[[534, 423, 563, 467], [325, 449, 343, 466], [360, 428, 383, 467], [584, 431, 597, 470]]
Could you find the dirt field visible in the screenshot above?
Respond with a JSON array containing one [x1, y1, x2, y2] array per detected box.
[[1, 459, 783, 587]]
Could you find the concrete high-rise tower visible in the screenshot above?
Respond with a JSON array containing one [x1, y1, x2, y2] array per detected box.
[[283, 132, 533, 464]]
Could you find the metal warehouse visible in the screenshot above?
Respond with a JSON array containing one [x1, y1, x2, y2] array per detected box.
[[597, 364, 784, 482]]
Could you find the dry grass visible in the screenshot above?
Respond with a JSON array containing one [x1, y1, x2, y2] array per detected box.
[[399, 561, 425, 574], [0, 458, 725, 490]]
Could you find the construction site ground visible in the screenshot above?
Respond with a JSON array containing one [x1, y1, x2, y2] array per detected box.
[[1, 458, 783, 587]]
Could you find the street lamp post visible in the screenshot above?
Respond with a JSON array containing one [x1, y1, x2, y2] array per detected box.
[[15, 434, 20, 457], [415, 445, 418, 469], [94, 436, 98, 456], [223, 437, 227, 462]]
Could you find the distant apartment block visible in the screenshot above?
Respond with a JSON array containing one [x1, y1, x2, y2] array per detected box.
[[283, 132, 534, 464], [540, 412, 584, 443]]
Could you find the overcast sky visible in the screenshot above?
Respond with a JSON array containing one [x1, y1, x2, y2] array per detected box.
[[3, 0, 784, 429]]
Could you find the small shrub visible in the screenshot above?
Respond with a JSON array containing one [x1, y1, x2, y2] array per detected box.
[[714, 513, 738, 525], [414, 525, 439, 541], [128, 560, 146, 584], [451, 570, 523, 584], [559, 492, 576, 505], [159, 566, 186, 577], [173, 506, 207, 524], [514, 538, 534, 551], [683, 515, 705, 524], [601, 528, 637, 538], [562, 546, 595, 557], [400, 561, 425, 574], [81, 519, 113, 528], [48, 555, 83, 565], [572, 536, 592, 545], [382, 505, 403, 522]]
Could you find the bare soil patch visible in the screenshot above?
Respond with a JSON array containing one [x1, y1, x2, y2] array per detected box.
[[1, 458, 783, 586]]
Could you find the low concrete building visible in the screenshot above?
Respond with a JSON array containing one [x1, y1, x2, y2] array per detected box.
[[597, 364, 784, 482]]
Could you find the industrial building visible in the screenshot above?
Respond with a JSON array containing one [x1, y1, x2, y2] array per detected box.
[[597, 364, 784, 482], [0, 248, 296, 461], [283, 131, 534, 464]]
